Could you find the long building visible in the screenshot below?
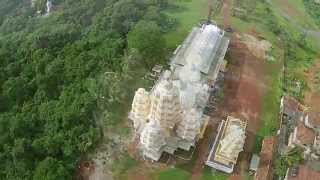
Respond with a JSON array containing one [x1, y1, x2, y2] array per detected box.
[[129, 22, 230, 161]]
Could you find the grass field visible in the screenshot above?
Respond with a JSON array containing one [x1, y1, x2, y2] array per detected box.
[[254, 61, 282, 152], [111, 153, 138, 180], [156, 168, 191, 180], [270, 0, 318, 30], [200, 167, 227, 180], [164, 0, 213, 49]]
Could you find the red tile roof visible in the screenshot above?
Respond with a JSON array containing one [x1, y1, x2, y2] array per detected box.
[[296, 121, 315, 145], [284, 96, 300, 112], [260, 136, 277, 160], [287, 165, 320, 180], [308, 112, 320, 127]]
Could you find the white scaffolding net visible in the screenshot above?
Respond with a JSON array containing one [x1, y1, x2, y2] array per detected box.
[[148, 79, 182, 132], [130, 88, 150, 132], [140, 120, 166, 161], [219, 124, 246, 159], [176, 108, 202, 141], [129, 23, 229, 161]]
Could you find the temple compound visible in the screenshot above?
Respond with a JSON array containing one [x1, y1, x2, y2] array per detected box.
[[129, 22, 230, 161]]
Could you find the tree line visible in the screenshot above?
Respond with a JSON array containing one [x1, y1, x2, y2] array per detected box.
[[0, 0, 173, 179]]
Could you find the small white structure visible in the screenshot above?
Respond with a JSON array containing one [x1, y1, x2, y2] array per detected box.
[[206, 116, 247, 173], [31, 0, 36, 7], [129, 88, 150, 132], [148, 78, 182, 133], [45, 0, 52, 16], [219, 122, 246, 160], [140, 120, 166, 161]]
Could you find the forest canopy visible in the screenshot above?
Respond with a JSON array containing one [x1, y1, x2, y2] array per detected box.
[[0, 0, 171, 179]]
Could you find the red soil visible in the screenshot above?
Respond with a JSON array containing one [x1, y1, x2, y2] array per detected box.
[[222, 0, 231, 28], [222, 34, 269, 176]]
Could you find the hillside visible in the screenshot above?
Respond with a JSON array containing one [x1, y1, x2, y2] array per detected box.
[[0, 0, 171, 179], [1, 0, 320, 180]]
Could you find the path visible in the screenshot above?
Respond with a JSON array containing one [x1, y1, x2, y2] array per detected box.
[[222, 0, 231, 28], [190, 121, 220, 180]]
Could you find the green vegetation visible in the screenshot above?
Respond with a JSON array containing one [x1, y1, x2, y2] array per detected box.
[[163, 0, 213, 48], [33, 157, 70, 180], [304, 0, 320, 26], [0, 0, 171, 179], [1, 0, 318, 179], [254, 61, 282, 153], [111, 153, 138, 180], [128, 20, 166, 67], [227, 0, 317, 152], [156, 167, 191, 180], [271, 0, 318, 29], [200, 167, 227, 180], [275, 147, 304, 178], [228, 0, 284, 152]]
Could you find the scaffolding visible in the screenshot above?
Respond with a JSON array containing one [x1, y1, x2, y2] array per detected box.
[[130, 88, 150, 133], [140, 120, 166, 161], [177, 109, 202, 141], [129, 22, 230, 161], [214, 117, 246, 164], [148, 79, 182, 133]]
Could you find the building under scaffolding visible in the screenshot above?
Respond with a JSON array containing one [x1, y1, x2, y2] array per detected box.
[[205, 116, 247, 173], [129, 22, 230, 161]]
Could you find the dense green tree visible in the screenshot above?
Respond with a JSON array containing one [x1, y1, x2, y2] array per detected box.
[[0, 0, 171, 178], [275, 147, 304, 178], [33, 157, 70, 180], [128, 20, 166, 67]]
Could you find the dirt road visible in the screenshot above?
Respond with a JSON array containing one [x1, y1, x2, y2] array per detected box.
[[222, 0, 231, 28]]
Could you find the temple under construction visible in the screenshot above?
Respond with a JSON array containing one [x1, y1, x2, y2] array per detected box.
[[129, 22, 230, 161]]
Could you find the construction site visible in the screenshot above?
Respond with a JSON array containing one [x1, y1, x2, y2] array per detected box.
[[72, 0, 320, 179], [126, 14, 279, 179], [129, 21, 233, 162], [127, 18, 266, 176]]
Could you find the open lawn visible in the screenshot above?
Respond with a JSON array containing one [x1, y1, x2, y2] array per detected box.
[[156, 168, 191, 180], [164, 0, 213, 49], [254, 61, 282, 152], [200, 167, 227, 180]]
